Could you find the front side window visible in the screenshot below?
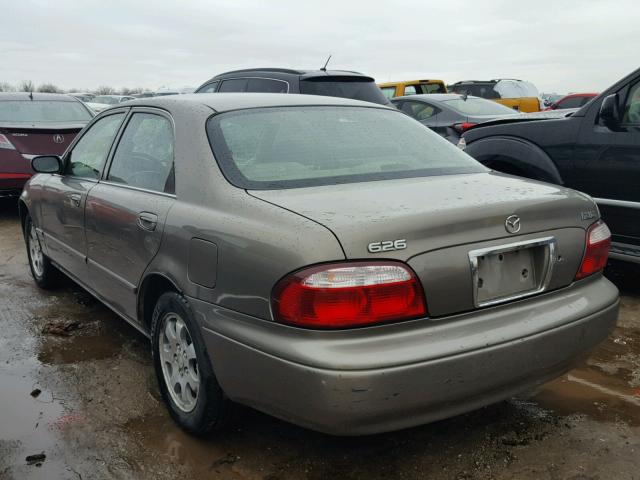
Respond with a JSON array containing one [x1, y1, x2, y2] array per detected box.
[[219, 79, 248, 92], [399, 101, 439, 121], [198, 81, 219, 93], [66, 113, 125, 179], [622, 82, 640, 124], [556, 96, 583, 109], [0, 100, 92, 123], [246, 78, 288, 93], [207, 106, 485, 189], [108, 113, 174, 193]]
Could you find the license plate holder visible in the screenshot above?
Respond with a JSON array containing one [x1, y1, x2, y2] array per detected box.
[[468, 237, 556, 307]]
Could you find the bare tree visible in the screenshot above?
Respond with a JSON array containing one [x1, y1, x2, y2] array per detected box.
[[37, 83, 62, 93], [19, 80, 35, 92], [0, 82, 15, 92], [94, 85, 116, 95], [121, 86, 144, 95]]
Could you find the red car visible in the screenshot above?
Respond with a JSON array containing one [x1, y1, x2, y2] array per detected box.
[[0, 92, 92, 197], [544, 92, 598, 110]]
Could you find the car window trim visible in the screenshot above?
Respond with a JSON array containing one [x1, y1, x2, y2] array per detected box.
[[218, 76, 290, 93], [101, 106, 177, 195], [62, 108, 129, 181]]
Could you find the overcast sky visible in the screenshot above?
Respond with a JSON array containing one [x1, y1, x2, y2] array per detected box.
[[2, 0, 639, 93]]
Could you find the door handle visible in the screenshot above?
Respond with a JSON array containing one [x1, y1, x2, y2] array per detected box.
[[68, 193, 82, 208], [137, 212, 158, 232]]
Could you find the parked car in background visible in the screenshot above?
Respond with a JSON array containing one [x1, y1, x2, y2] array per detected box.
[[131, 92, 156, 98], [449, 79, 542, 112], [69, 92, 95, 103], [392, 93, 520, 143], [86, 95, 136, 113], [20, 93, 618, 436], [461, 67, 640, 263], [544, 93, 598, 110], [195, 68, 390, 105], [378, 79, 447, 99], [0, 92, 92, 197]]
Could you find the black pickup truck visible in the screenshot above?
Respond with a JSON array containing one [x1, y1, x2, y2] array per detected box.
[[461, 67, 640, 263]]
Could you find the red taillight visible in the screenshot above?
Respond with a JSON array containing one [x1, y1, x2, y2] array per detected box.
[[0, 133, 16, 150], [452, 122, 477, 134], [272, 262, 427, 329], [575, 220, 611, 280]]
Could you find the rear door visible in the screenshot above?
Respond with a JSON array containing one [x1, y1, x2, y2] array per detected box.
[[85, 108, 175, 320], [40, 112, 126, 278]]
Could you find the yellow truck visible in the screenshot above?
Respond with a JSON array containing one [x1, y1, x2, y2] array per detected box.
[[378, 80, 447, 99]]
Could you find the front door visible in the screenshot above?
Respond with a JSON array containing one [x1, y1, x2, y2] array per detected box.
[[41, 112, 126, 278], [571, 78, 640, 250], [85, 110, 175, 320]]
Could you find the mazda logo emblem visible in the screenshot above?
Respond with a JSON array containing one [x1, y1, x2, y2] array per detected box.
[[505, 215, 521, 234], [53, 134, 64, 144]]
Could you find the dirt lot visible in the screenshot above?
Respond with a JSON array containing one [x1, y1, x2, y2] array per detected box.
[[0, 198, 639, 480]]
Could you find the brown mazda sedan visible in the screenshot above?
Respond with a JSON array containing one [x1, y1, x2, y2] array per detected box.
[[19, 94, 619, 435]]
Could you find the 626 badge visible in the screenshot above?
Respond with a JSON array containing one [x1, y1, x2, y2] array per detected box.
[[367, 238, 407, 253]]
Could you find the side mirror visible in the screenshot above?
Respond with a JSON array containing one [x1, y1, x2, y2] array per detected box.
[[31, 155, 62, 174], [599, 94, 620, 128]]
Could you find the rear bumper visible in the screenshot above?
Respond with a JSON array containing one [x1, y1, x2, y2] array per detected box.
[[193, 276, 619, 435]]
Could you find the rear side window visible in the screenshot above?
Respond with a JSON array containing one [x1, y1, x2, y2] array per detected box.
[[67, 113, 125, 179], [198, 81, 219, 93], [417, 83, 446, 94], [207, 106, 485, 189], [108, 113, 174, 193], [398, 101, 439, 120], [219, 79, 248, 92], [246, 78, 288, 93], [380, 87, 396, 99], [444, 98, 518, 115], [299, 77, 390, 105]]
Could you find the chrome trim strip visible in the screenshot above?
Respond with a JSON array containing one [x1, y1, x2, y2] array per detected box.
[[594, 197, 640, 210], [87, 258, 137, 292], [468, 236, 556, 308], [98, 180, 176, 198]]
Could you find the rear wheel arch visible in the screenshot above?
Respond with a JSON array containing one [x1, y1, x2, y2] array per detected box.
[[138, 273, 182, 331], [465, 136, 564, 185]]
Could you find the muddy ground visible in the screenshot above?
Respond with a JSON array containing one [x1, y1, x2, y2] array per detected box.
[[0, 198, 638, 480]]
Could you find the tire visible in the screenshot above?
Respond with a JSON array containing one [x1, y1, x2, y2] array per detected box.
[[151, 291, 231, 435], [25, 214, 59, 289]]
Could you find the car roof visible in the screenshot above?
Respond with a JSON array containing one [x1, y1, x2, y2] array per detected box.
[[112, 93, 393, 113], [200, 68, 373, 85], [0, 92, 79, 102], [391, 93, 480, 102], [378, 80, 445, 87]]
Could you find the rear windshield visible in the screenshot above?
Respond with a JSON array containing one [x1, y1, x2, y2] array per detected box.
[[207, 106, 486, 189], [444, 98, 519, 116], [0, 100, 92, 122], [299, 77, 390, 105]]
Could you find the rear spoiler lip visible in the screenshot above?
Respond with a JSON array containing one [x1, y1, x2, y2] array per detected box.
[[0, 121, 88, 130]]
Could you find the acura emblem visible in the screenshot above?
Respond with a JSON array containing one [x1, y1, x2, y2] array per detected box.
[[505, 215, 521, 234], [53, 134, 64, 144]]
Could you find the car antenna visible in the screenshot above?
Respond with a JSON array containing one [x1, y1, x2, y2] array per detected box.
[[29, 90, 33, 101], [461, 91, 468, 101], [320, 54, 332, 72]]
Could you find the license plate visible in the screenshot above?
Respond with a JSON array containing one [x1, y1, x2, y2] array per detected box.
[[468, 237, 556, 307]]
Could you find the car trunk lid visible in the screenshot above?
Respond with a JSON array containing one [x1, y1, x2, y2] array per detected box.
[[0, 122, 84, 155], [250, 172, 597, 316]]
